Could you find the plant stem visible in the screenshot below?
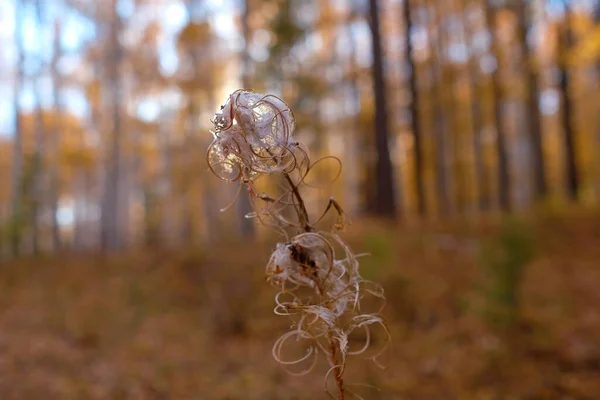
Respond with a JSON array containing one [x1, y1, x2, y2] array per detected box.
[[313, 266, 345, 399], [284, 172, 312, 232], [328, 331, 345, 400], [290, 175, 344, 400]]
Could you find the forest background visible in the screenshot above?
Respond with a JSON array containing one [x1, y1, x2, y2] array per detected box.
[[0, 0, 599, 398]]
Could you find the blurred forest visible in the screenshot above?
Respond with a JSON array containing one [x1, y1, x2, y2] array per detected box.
[[1, 0, 600, 253], [1, 0, 600, 399]]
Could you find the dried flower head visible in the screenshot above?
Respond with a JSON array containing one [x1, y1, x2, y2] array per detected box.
[[207, 90, 299, 182], [267, 232, 390, 391], [207, 90, 389, 399]]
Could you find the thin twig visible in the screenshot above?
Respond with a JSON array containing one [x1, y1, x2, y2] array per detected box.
[[328, 331, 345, 400], [284, 172, 313, 232], [316, 279, 345, 400]]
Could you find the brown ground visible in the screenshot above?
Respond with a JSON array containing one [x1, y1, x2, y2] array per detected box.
[[1, 209, 599, 399]]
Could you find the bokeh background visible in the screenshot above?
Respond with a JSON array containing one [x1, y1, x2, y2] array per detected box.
[[1, 0, 600, 398]]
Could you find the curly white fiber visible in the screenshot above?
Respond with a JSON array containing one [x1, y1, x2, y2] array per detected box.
[[208, 90, 299, 182], [207, 90, 390, 400]]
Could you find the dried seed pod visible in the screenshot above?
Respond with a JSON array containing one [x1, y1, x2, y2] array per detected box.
[[208, 90, 298, 181], [267, 232, 391, 384], [207, 90, 390, 397]]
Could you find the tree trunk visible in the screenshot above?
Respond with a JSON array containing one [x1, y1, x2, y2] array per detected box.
[[88, 53, 104, 251], [485, 1, 510, 211], [49, 21, 62, 252], [403, 0, 425, 216], [367, 0, 397, 218], [558, 4, 578, 201], [159, 115, 177, 247], [237, 0, 256, 238], [202, 74, 219, 244], [428, 1, 451, 218], [514, 0, 546, 201], [463, 0, 489, 212], [31, 90, 44, 254], [181, 104, 195, 244], [9, 0, 25, 256], [595, 3, 600, 200], [435, 1, 464, 215], [100, 0, 124, 250], [31, 0, 47, 254], [180, 0, 211, 244], [72, 170, 85, 251], [343, 1, 361, 215]]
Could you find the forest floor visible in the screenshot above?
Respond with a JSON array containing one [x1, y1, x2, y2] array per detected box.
[[0, 209, 599, 399]]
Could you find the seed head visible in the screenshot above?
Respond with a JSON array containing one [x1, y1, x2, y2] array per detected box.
[[207, 90, 298, 182]]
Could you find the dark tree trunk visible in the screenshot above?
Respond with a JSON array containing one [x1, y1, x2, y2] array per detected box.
[[368, 0, 397, 218], [594, 2, 600, 199], [514, 0, 546, 200], [463, 0, 489, 212], [436, 1, 464, 215], [428, 1, 451, 217], [559, 4, 578, 201], [485, 1, 510, 211], [403, 0, 425, 216], [100, 0, 124, 250]]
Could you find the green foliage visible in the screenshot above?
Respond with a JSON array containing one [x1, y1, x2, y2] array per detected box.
[[480, 218, 535, 331], [142, 185, 161, 246], [2, 154, 39, 256], [268, 0, 304, 58], [361, 231, 392, 280], [6, 206, 26, 254]]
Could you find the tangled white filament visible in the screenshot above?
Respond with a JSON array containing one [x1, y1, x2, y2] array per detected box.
[[208, 90, 390, 399]]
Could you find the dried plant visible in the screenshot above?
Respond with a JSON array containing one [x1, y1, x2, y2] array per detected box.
[[207, 90, 390, 399]]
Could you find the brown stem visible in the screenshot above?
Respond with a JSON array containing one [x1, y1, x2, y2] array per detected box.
[[285, 171, 343, 399], [328, 331, 345, 400], [284, 172, 312, 232], [315, 281, 345, 400]]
